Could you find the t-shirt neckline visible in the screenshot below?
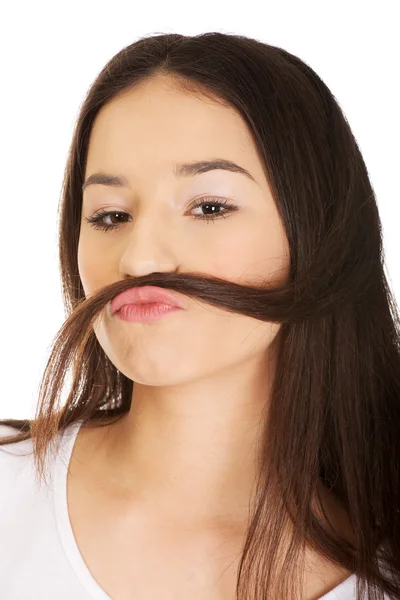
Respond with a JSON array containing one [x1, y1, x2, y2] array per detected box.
[[53, 419, 112, 600], [52, 419, 356, 600]]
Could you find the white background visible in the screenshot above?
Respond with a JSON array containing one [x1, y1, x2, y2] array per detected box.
[[0, 1, 398, 419]]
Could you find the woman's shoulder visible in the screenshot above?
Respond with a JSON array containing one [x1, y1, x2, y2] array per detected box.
[[0, 424, 34, 455], [0, 426, 36, 514]]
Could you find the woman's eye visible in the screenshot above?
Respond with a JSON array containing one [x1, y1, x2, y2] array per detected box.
[[84, 210, 130, 232], [189, 197, 238, 223], [84, 197, 238, 232]]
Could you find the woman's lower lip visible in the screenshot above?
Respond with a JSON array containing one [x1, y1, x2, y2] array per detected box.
[[115, 303, 182, 322]]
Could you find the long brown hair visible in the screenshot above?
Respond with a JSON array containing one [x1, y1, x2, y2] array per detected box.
[[1, 32, 399, 599]]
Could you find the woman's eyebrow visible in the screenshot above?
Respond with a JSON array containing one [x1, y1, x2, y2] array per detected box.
[[82, 158, 259, 192]]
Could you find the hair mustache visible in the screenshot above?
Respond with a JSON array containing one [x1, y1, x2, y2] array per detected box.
[[72, 253, 373, 334], [77, 270, 288, 328]]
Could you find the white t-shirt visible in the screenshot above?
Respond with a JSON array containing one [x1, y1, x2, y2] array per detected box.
[[0, 420, 392, 599]]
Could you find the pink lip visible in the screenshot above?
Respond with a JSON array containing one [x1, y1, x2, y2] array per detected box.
[[110, 285, 185, 315], [115, 303, 182, 323]]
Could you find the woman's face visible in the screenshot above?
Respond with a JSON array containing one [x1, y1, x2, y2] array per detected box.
[[78, 76, 290, 386]]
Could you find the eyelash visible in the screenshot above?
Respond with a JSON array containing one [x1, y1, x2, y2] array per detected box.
[[84, 197, 238, 232]]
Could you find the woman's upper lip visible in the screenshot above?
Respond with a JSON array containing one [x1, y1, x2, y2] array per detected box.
[[110, 286, 185, 315]]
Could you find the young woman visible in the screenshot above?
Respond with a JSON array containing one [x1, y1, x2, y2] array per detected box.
[[0, 32, 399, 600]]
